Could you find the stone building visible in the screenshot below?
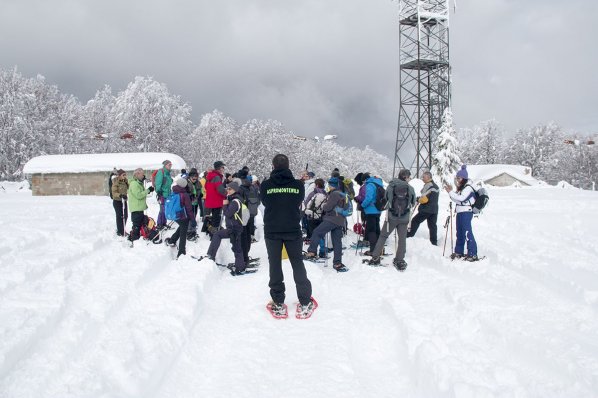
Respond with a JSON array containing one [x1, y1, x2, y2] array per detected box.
[[23, 153, 186, 196]]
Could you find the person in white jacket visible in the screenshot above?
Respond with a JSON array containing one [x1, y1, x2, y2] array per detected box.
[[444, 165, 479, 261]]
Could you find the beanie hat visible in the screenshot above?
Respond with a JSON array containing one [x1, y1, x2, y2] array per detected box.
[[227, 181, 240, 192], [328, 177, 340, 188], [175, 176, 188, 188], [307, 171, 315, 178], [214, 160, 226, 169], [456, 165, 468, 180]]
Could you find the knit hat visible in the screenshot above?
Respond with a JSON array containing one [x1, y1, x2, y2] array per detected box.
[[214, 161, 226, 170], [456, 165, 468, 180], [307, 171, 315, 178], [227, 181, 240, 192], [175, 176, 188, 188], [328, 177, 340, 188]]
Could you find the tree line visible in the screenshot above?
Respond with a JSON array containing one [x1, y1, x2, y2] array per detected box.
[[1, 67, 596, 188]]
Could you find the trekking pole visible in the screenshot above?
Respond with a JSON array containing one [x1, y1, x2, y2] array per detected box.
[[442, 214, 450, 257], [325, 232, 330, 267], [407, 203, 419, 233], [122, 197, 127, 237]]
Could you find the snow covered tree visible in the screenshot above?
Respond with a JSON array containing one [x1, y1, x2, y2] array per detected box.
[[111, 76, 193, 154], [458, 119, 503, 165], [431, 108, 461, 186], [503, 122, 563, 181]]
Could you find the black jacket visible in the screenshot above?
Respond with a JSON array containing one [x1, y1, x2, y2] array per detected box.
[[419, 181, 440, 215], [260, 168, 304, 237]]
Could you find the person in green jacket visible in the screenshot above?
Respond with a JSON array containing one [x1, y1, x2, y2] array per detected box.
[[128, 168, 155, 242], [155, 160, 173, 228]]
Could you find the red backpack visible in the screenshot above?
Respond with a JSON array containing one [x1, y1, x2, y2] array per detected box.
[[151, 169, 160, 188]]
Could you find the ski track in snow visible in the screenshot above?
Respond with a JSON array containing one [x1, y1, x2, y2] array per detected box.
[[1, 188, 598, 397]]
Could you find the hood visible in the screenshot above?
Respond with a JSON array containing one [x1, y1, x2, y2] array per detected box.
[[270, 168, 296, 185], [172, 185, 187, 194], [365, 176, 383, 187]]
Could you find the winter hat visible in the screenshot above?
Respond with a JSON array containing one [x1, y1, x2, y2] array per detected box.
[[162, 160, 172, 166], [456, 165, 468, 180], [331, 168, 341, 178], [328, 177, 340, 188], [117, 169, 126, 176], [227, 181, 240, 192], [307, 171, 315, 178], [214, 160, 226, 170], [175, 176, 188, 188]]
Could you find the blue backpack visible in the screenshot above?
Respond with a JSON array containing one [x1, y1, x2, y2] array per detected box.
[[165, 193, 186, 221], [335, 193, 353, 217]]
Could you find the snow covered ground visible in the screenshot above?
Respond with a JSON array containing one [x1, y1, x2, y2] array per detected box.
[[1, 184, 598, 398]]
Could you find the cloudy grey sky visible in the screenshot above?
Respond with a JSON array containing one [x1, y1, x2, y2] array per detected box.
[[2, 0, 597, 157]]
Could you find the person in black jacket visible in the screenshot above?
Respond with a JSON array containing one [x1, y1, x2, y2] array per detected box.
[[407, 171, 439, 245], [261, 154, 316, 318]]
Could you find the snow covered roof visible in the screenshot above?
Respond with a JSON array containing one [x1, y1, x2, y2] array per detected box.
[[23, 152, 186, 174], [466, 164, 540, 186]]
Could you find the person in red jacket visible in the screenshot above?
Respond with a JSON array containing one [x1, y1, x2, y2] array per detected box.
[[204, 161, 227, 236]]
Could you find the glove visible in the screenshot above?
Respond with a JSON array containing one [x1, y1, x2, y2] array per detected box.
[[121, 194, 128, 200], [418, 196, 429, 204], [148, 186, 155, 193]]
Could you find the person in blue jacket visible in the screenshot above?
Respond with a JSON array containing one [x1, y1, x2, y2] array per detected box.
[[360, 175, 384, 255]]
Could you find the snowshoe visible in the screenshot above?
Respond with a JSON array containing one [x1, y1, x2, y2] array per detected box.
[[303, 252, 326, 264], [164, 238, 176, 247], [295, 297, 318, 319], [393, 259, 408, 272], [366, 256, 381, 266], [333, 263, 349, 272], [450, 253, 465, 260], [464, 255, 485, 262], [267, 301, 288, 319]]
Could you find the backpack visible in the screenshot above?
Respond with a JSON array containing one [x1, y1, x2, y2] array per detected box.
[[335, 193, 353, 217], [151, 169, 160, 188], [108, 173, 115, 199], [468, 185, 489, 214], [343, 178, 355, 201], [306, 192, 326, 220], [233, 199, 251, 226], [390, 181, 411, 217], [165, 192, 186, 221], [246, 186, 260, 216], [140, 216, 161, 243], [370, 183, 387, 211]]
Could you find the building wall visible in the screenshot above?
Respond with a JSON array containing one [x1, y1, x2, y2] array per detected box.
[[31, 172, 112, 196], [29, 168, 178, 196], [485, 173, 530, 187]]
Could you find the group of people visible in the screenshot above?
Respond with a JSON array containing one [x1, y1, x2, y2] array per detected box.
[[110, 154, 480, 319]]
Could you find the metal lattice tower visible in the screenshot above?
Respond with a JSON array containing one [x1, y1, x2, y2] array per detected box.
[[393, 0, 451, 177]]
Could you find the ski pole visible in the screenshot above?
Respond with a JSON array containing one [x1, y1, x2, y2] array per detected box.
[[407, 203, 419, 233], [442, 214, 450, 257], [122, 197, 127, 237]]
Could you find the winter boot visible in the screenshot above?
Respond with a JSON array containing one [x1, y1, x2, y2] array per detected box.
[[464, 255, 480, 262], [450, 253, 465, 260], [165, 238, 176, 247]]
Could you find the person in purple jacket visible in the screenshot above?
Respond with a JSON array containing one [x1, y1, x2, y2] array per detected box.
[[206, 181, 247, 274], [165, 176, 194, 259]]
